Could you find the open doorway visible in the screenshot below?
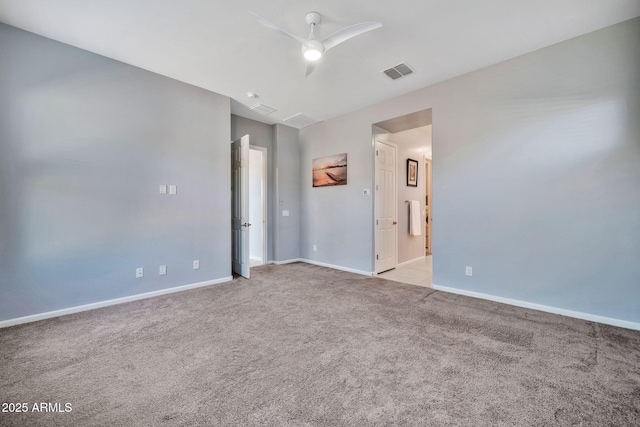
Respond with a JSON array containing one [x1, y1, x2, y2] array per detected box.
[[249, 145, 267, 267], [372, 109, 433, 287], [231, 135, 268, 278]]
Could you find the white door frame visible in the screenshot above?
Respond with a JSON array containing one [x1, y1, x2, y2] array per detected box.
[[373, 136, 398, 274], [250, 145, 268, 265], [424, 155, 432, 256]]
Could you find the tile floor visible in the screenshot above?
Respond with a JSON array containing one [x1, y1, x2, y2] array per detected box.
[[250, 258, 264, 267], [377, 256, 432, 287]]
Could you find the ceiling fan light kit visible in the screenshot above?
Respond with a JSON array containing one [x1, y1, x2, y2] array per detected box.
[[302, 40, 324, 61], [251, 11, 382, 76]]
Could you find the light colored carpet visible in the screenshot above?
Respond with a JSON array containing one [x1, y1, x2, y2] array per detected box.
[[1, 262, 639, 426]]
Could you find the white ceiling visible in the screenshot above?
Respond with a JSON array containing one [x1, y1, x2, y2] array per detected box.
[[1, 0, 639, 127]]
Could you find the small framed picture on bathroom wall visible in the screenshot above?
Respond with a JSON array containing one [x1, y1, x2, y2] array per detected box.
[[407, 158, 418, 187]]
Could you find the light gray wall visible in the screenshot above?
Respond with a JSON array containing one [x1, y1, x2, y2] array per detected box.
[[0, 23, 231, 321], [274, 124, 301, 262], [300, 114, 374, 272], [300, 18, 640, 323], [230, 117, 300, 262], [231, 115, 275, 261]]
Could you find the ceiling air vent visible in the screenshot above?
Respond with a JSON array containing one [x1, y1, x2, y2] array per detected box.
[[250, 103, 277, 115], [283, 113, 320, 129], [383, 63, 414, 80]]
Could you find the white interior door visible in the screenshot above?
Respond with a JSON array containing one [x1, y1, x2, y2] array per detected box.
[[231, 135, 250, 278], [375, 139, 397, 273]]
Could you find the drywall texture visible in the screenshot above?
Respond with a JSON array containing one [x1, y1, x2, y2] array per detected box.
[[274, 124, 301, 262], [231, 117, 300, 262], [300, 113, 375, 272], [300, 18, 640, 323], [231, 115, 275, 261], [0, 23, 231, 321]]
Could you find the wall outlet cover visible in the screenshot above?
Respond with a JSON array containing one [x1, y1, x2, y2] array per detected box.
[[465, 266, 473, 276], [282, 210, 290, 217], [169, 185, 177, 195], [159, 185, 167, 194], [193, 260, 200, 270], [159, 265, 167, 275], [136, 268, 144, 278]]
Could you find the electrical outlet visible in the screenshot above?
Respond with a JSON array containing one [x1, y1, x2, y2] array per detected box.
[[193, 260, 200, 270], [136, 268, 144, 278], [313, 245, 317, 252], [159, 185, 167, 195], [159, 265, 167, 276], [465, 266, 473, 276]]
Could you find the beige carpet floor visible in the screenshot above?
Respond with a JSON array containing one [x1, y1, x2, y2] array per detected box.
[[1, 262, 639, 426]]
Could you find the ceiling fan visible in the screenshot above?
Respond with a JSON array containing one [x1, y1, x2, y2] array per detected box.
[[250, 11, 382, 77]]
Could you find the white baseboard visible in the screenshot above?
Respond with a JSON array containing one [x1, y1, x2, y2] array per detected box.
[[0, 276, 233, 329], [273, 258, 303, 265], [432, 283, 640, 331], [397, 255, 426, 268], [300, 259, 373, 276]]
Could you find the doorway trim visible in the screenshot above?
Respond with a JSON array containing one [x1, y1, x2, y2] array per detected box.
[[424, 155, 432, 256]]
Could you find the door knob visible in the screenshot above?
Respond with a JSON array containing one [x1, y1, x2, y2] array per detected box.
[[393, 221, 397, 225], [241, 223, 252, 227]]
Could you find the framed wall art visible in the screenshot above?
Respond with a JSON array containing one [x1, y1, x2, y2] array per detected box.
[[407, 158, 418, 187], [313, 153, 347, 187]]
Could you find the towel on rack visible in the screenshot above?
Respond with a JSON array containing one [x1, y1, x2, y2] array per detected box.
[[409, 200, 421, 236]]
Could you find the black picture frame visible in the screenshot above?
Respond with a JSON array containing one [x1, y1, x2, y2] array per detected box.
[[407, 159, 418, 187]]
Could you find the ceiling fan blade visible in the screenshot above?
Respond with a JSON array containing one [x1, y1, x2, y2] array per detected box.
[[249, 12, 306, 44], [322, 21, 382, 52], [305, 60, 317, 77]]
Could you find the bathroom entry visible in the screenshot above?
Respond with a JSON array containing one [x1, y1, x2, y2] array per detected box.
[[373, 108, 433, 286]]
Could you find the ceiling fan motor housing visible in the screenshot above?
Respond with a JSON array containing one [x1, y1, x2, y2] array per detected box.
[[305, 12, 321, 25]]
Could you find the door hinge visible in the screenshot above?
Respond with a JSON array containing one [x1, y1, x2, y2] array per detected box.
[[376, 254, 379, 260], [376, 185, 378, 190], [376, 150, 378, 156], [376, 219, 378, 225]]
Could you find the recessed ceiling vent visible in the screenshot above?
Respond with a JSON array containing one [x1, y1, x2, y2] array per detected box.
[[383, 63, 414, 80], [283, 113, 321, 129], [250, 103, 277, 115]]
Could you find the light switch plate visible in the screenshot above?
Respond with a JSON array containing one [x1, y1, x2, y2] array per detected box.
[[136, 268, 144, 278], [363, 189, 370, 196], [193, 260, 200, 270], [282, 210, 290, 217], [169, 185, 177, 195], [159, 265, 167, 275], [159, 185, 167, 195]]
